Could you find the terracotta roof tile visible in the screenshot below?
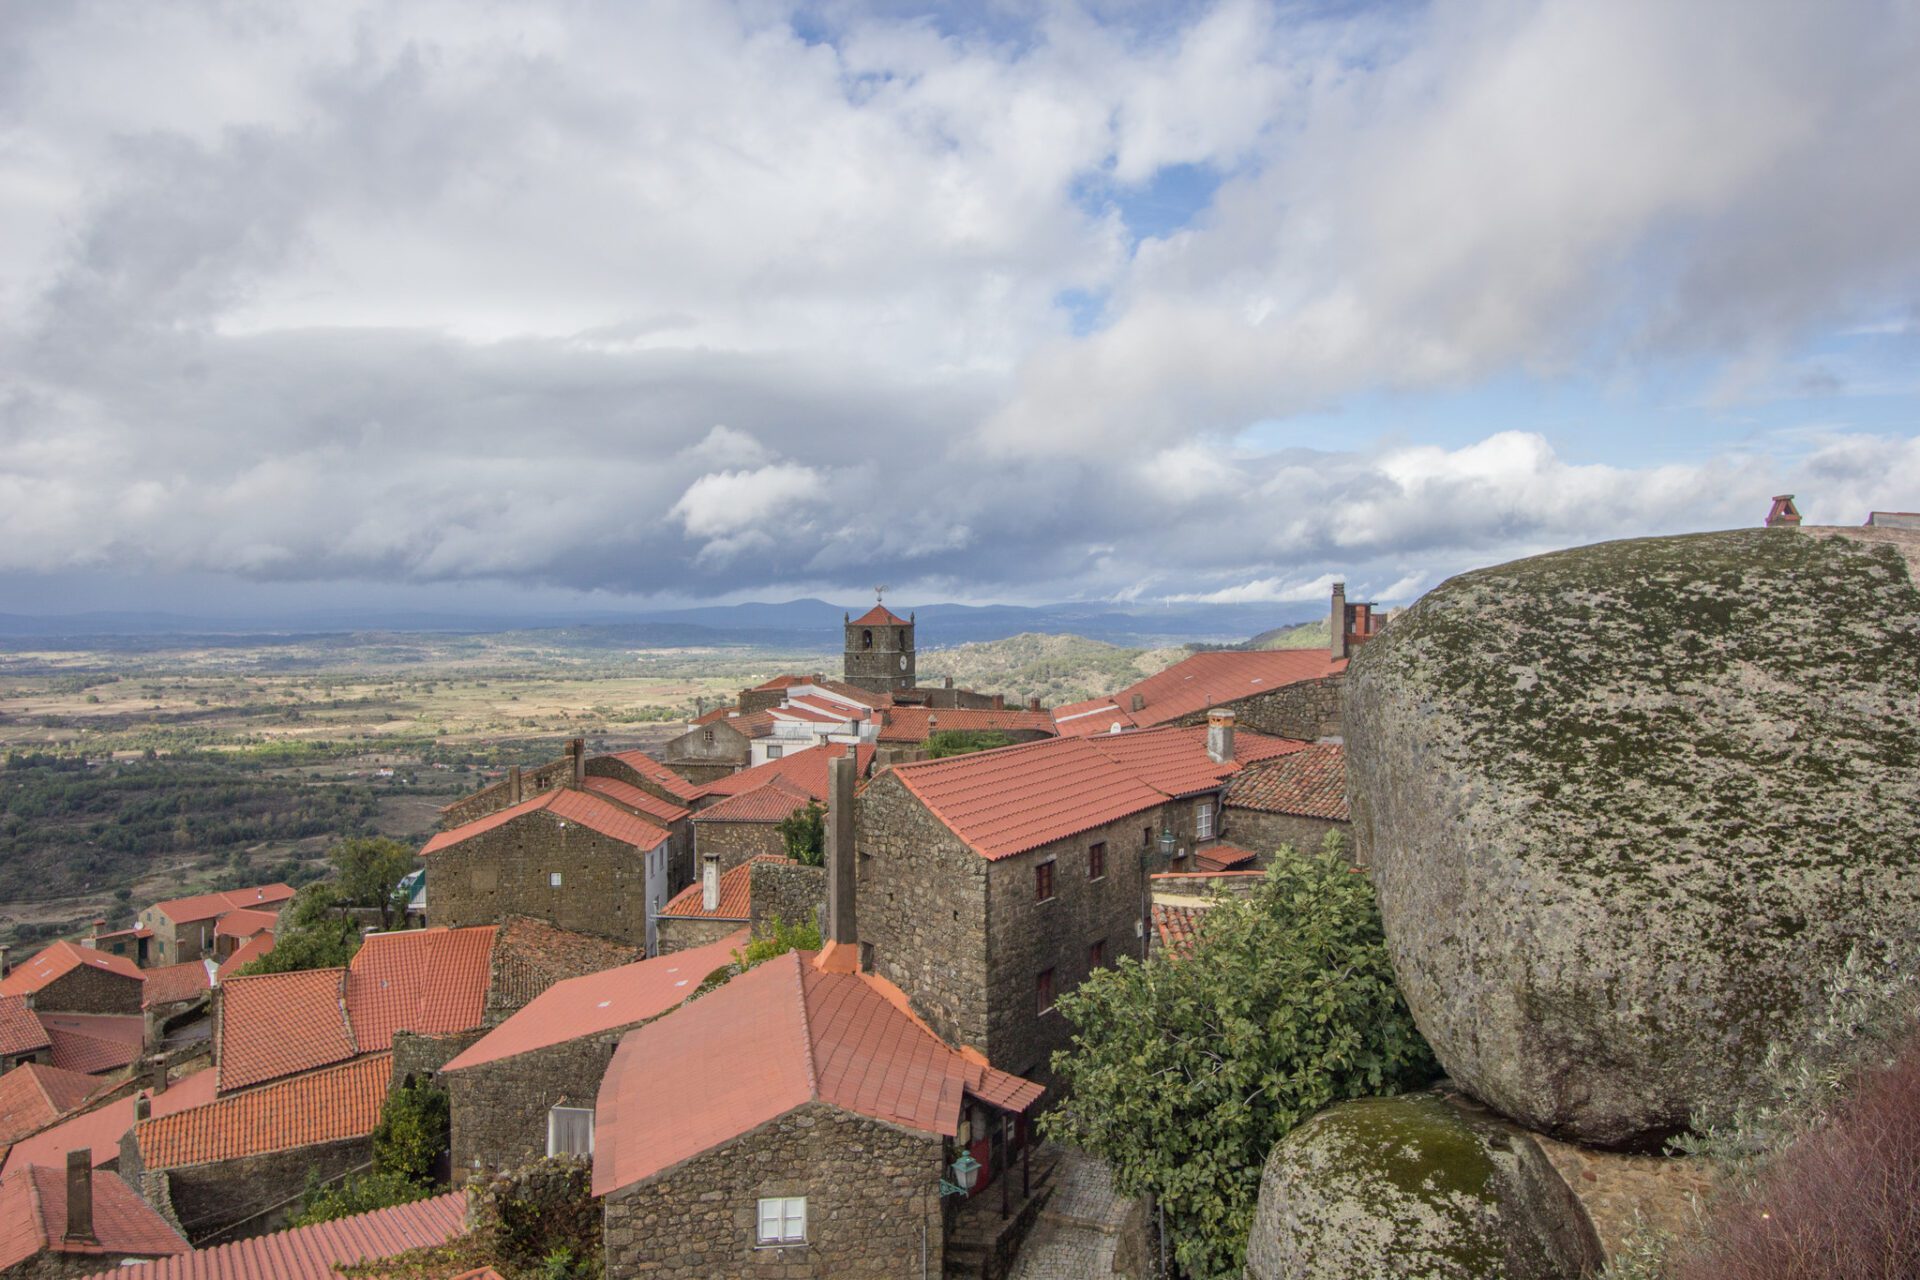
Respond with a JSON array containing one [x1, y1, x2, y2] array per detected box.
[[213, 910, 278, 941], [421, 787, 668, 856], [696, 708, 776, 739], [0, 995, 50, 1060], [580, 776, 690, 826], [149, 885, 294, 927], [344, 926, 497, 1053], [601, 751, 707, 803], [1225, 743, 1349, 820], [809, 680, 887, 708], [40, 1016, 144, 1077], [751, 675, 807, 691], [213, 933, 274, 983], [889, 737, 1169, 860], [0, 1064, 106, 1147], [1152, 902, 1209, 960], [698, 743, 874, 803], [72, 1191, 468, 1280], [1084, 725, 1307, 799], [594, 952, 1040, 1196], [770, 701, 851, 725], [658, 857, 789, 921], [691, 777, 814, 825], [851, 604, 910, 626], [1054, 649, 1344, 736], [137, 1054, 390, 1169], [1193, 843, 1258, 872], [0, 1163, 188, 1270], [0, 1070, 216, 1178], [0, 941, 145, 997], [874, 707, 1057, 743], [216, 969, 353, 1092], [487, 917, 642, 1018], [142, 962, 213, 1009], [442, 930, 748, 1073]]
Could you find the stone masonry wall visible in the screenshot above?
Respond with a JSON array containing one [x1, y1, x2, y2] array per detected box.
[[33, 963, 143, 1015], [8, 1248, 181, 1280], [1222, 809, 1350, 863], [602, 1101, 946, 1280], [693, 821, 789, 876], [1171, 673, 1345, 742], [664, 722, 752, 772], [853, 773, 991, 1053], [448, 1034, 625, 1183], [427, 811, 653, 948], [749, 862, 825, 938], [392, 1028, 486, 1089], [161, 1136, 370, 1244], [655, 916, 745, 955]]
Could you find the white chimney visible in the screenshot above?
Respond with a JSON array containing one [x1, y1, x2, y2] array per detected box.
[[701, 853, 720, 913], [1206, 708, 1236, 765]]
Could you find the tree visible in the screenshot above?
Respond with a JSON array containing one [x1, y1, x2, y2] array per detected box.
[[1042, 835, 1438, 1279], [775, 802, 826, 867], [374, 1079, 450, 1183], [237, 882, 360, 975], [329, 836, 417, 930]]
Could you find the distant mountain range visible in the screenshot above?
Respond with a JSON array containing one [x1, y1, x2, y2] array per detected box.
[[0, 598, 1323, 649]]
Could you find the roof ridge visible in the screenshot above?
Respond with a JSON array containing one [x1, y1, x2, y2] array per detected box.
[[791, 953, 822, 1103]]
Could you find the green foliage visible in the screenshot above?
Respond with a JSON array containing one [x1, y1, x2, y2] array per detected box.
[[915, 631, 1188, 706], [775, 800, 825, 866], [329, 835, 418, 928], [732, 915, 823, 971], [1043, 836, 1438, 1280], [922, 730, 1015, 758], [373, 1079, 450, 1183], [236, 882, 361, 975], [291, 1168, 430, 1227]]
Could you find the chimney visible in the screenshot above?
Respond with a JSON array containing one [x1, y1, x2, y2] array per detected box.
[[812, 672, 825, 684], [64, 1150, 95, 1244], [1129, 692, 1145, 713], [1330, 582, 1349, 660], [825, 751, 858, 947], [1027, 696, 1041, 713], [700, 852, 720, 913], [569, 737, 585, 788], [943, 676, 954, 689], [928, 714, 938, 734], [150, 1059, 168, 1098], [508, 765, 524, 805], [992, 694, 1005, 710], [0, 944, 9, 979], [86, 920, 106, 947], [1206, 708, 1236, 765], [134, 1093, 150, 1122]]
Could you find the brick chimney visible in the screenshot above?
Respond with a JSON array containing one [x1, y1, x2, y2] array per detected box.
[[700, 851, 720, 913], [992, 694, 1005, 710], [825, 751, 858, 948], [64, 1149, 95, 1244], [1206, 709, 1236, 765], [568, 738, 586, 788], [1027, 696, 1042, 713], [1330, 582, 1349, 660]]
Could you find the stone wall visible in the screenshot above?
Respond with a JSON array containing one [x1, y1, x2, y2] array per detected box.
[[7, 1248, 181, 1280], [1172, 673, 1344, 742], [448, 1035, 625, 1183], [602, 1101, 946, 1279], [160, 1136, 371, 1245], [1221, 809, 1349, 863], [441, 757, 576, 828], [1150, 871, 1265, 900], [427, 812, 655, 948], [693, 821, 788, 876], [664, 722, 752, 773], [749, 862, 825, 938], [656, 916, 745, 955], [393, 1028, 487, 1089], [33, 963, 143, 1015]]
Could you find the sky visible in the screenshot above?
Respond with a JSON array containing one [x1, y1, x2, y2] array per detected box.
[[2, 0, 1918, 619]]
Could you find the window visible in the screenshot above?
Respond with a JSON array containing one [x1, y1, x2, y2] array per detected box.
[[767, 744, 784, 759], [1143, 825, 1153, 849], [1036, 968, 1055, 1015], [547, 1106, 594, 1157], [1196, 801, 1215, 840], [757, 1196, 807, 1245], [702, 728, 715, 747], [1089, 939, 1106, 969], [1088, 841, 1106, 880], [862, 628, 873, 650], [1035, 859, 1055, 902], [549, 872, 563, 888]]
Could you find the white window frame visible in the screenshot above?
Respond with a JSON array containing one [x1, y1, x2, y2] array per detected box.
[[549, 871, 563, 888], [1195, 801, 1215, 840], [767, 744, 785, 759], [547, 1105, 594, 1157], [757, 1195, 807, 1245]]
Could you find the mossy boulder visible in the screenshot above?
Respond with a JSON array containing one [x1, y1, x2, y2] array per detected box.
[[1246, 1093, 1597, 1280], [1345, 526, 1920, 1147]]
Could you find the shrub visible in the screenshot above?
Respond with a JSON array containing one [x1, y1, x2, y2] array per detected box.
[[291, 1169, 430, 1227], [374, 1079, 450, 1183], [732, 915, 822, 971], [775, 801, 825, 866]]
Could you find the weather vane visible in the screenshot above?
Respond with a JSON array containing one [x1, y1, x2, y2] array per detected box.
[[875, 585, 889, 603]]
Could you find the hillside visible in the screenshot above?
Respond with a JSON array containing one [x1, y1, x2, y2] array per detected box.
[[916, 632, 1189, 707], [1247, 618, 1330, 650]]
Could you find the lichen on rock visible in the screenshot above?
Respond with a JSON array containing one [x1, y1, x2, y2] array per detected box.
[[1345, 526, 1920, 1148]]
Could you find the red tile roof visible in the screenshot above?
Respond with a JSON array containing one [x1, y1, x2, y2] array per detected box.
[[142, 962, 213, 1009], [442, 930, 748, 1073], [0, 995, 50, 1060], [421, 787, 668, 856], [40, 1016, 144, 1077], [594, 951, 1040, 1196], [600, 751, 707, 804], [658, 857, 789, 921], [751, 675, 807, 691], [0, 1163, 189, 1270], [1084, 725, 1308, 799], [581, 776, 690, 826], [0, 1070, 217, 1178], [487, 917, 642, 1017], [1152, 902, 1209, 960], [874, 707, 1057, 743], [73, 1191, 468, 1280], [0, 1064, 105, 1147], [851, 604, 910, 626], [698, 743, 874, 803], [213, 910, 278, 941], [1053, 649, 1344, 737], [149, 885, 294, 927], [808, 680, 888, 708], [1225, 743, 1349, 820], [697, 708, 777, 739], [691, 777, 814, 825], [1193, 843, 1258, 872], [0, 941, 145, 997], [216, 969, 353, 1093], [345, 926, 498, 1053], [889, 737, 1169, 860], [213, 933, 274, 983], [770, 702, 850, 725], [137, 1054, 390, 1170]]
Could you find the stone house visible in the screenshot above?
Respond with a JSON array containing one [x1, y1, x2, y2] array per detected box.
[[594, 949, 1041, 1280], [0, 944, 144, 1017], [655, 856, 785, 955], [0, 1064, 106, 1150], [870, 705, 1055, 765], [15, 1014, 143, 1080], [482, 916, 641, 1025], [0, 995, 52, 1072], [689, 779, 810, 876], [0, 1154, 187, 1279], [120, 1053, 392, 1244], [208, 911, 277, 966], [437, 930, 745, 1183], [82, 925, 151, 969], [137, 886, 293, 968], [139, 963, 212, 1031], [662, 713, 762, 783], [0, 1068, 218, 1184], [1222, 742, 1353, 862]]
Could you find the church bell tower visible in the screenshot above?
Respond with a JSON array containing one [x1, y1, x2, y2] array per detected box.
[[844, 590, 915, 694]]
